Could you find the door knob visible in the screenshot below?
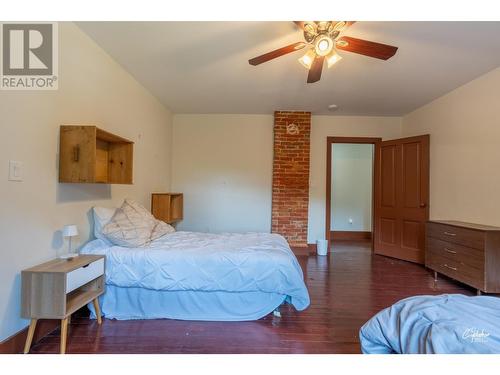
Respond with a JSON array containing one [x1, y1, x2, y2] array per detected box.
[[419, 203, 427, 208]]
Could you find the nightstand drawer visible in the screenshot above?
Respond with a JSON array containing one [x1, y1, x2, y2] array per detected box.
[[66, 258, 105, 293]]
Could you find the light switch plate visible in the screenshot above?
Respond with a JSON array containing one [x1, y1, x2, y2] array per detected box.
[[8, 160, 23, 182]]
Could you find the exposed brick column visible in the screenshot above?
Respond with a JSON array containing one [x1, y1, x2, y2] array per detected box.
[[271, 111, 311, 248]]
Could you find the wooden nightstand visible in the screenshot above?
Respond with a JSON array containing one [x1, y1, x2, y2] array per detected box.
[[21, 255, 105, 354]]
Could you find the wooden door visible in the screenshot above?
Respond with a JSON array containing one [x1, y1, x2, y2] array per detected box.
[[374, 135, 429, 264]]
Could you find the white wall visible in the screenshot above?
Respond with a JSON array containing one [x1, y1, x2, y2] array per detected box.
[[171, 114, 274, 233], [402, 67, 500, 226], [331, 144, 373, 231], [0, 22, 172, 341], [171, 114, 402, 243]]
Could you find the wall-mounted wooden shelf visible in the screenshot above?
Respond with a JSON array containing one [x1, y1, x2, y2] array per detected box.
[[59, 125, 134, 184], [151, 193, 183, 224]]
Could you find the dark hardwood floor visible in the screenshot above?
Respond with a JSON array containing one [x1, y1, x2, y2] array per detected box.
[[29, 240, 473, 354]]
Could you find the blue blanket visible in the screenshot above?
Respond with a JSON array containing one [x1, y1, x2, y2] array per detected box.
[[360, 294, 500, 354], [81, 231, 310, 320]]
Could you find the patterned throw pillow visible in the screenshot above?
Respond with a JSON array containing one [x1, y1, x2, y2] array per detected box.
[[151, 220, 176, 241], [102, 199, 157, 247]]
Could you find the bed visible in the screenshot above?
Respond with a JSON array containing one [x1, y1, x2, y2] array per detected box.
[[359, 294, 500, 354], [80, 230, 310, 321]]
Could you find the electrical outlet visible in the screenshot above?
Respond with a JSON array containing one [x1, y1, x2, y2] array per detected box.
[[8, 160, 23, 182], [348, 218, 353, 224]]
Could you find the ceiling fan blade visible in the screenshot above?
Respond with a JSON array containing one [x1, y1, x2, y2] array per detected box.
[[248, 42, 306, 66], [307, 55, 325, 83], [336, 36, 398, 60]]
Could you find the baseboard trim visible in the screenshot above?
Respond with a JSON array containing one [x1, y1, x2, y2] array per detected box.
[[0, 319, 59, 354], [331, 231, 372, 241]]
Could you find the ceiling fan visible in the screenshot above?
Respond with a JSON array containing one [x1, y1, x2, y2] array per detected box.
[[248, 21, 398, 83]]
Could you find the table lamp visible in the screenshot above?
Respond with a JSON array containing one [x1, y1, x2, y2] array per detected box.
[[61, 224, 79, 259]]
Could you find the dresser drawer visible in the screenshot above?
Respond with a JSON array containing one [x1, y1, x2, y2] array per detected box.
[[427, 222, 485, 249], [426, 251, 484, 289], [66, 258, 105, 293], [426, 237, 484, 270]]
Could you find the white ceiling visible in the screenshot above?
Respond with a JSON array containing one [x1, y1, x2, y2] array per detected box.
[[76, 21, 500, 116]]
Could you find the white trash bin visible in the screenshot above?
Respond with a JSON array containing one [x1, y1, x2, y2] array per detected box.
[[316, 239, 329, 256]]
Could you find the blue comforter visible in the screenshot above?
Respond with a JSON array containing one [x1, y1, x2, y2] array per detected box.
[[81, 231, 310, 312], [360, 294, 500, 354]]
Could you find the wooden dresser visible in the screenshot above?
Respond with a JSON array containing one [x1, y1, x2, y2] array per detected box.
[[426, 220, 500, 294]]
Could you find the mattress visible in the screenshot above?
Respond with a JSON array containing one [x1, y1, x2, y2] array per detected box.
[[360, 294, 500, 354], [80, 231, 310, 321]]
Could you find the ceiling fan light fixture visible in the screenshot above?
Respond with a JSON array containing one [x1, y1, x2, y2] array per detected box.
[[326, 49, 343, 68], [333, 21, 347, 32], [336, 40, 348, 48], [303, 22, 316, 34], [298, 49, 316, 70], [249, 21, 398, 84], [315, 35, 334, 56]]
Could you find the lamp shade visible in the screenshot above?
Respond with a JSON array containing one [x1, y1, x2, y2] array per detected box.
[[298, 49, 316, 70], [326, 50, 343, 68], [62, 225, 78, 237]]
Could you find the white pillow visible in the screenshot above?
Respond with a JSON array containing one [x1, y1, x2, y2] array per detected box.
[[102, 199, 157, 247], [93, 206, 117, 244], [151, 220, 176, 241]]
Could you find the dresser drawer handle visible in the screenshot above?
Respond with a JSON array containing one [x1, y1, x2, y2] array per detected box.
[[444, 248, 457, 254], [443, 231, 456, 236], [443, 264, 457, 271]]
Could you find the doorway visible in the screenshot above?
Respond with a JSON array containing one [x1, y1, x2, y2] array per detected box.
[[326, 137, 380, 251], [325, 135, 430, 264]]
